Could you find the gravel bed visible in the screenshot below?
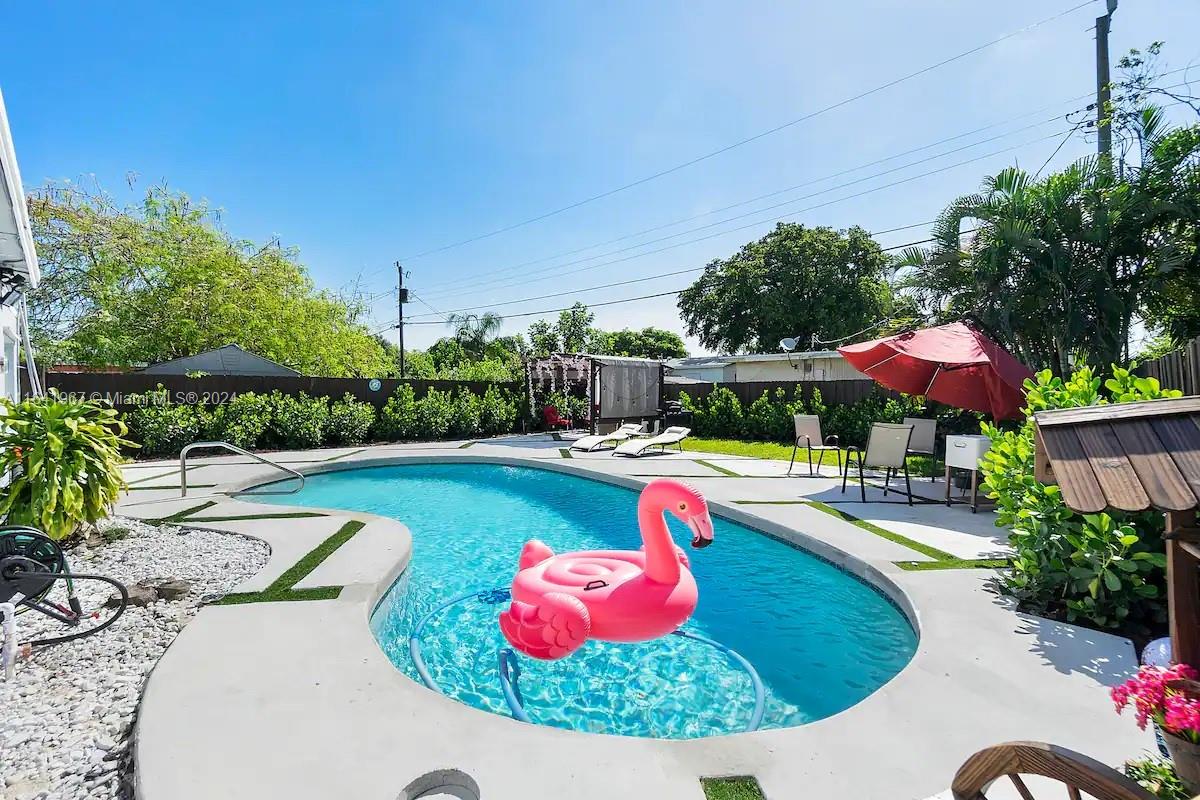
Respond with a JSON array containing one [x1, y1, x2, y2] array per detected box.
[[0, 518, 269, 800]]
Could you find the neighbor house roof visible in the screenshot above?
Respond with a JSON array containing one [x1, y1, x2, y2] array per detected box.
[[139, 344, 301, 377], [0, 89, 38, 290], [668, 351, 843, 369]]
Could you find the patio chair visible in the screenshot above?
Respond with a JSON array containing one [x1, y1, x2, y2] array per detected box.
[[612, 426, 691, 457], [542, 405, 571, 430], [787, 414, 842, 477], [903, 417, 937, 481], [951, 741, 1154, 800], [569, 422, 647, 452], [841, 422, 914, 504]]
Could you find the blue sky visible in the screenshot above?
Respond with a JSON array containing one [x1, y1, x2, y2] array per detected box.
[[4, 1, 1199, 354]]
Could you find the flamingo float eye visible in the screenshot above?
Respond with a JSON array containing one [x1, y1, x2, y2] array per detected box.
[[678, 502, 687, 512]]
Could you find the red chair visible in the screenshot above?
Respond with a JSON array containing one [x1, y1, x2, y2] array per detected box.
[[542, 405, 571, 430]]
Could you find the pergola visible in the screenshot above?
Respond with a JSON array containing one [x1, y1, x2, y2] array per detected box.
[[1033, 397, 1200, 665], [525, 353, 664, 434]]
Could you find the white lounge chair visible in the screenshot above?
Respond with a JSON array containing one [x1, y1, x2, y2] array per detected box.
[[569, 423, 647, 452], [612, 426, 691, 457], [787, 414, 842, 477], [841, 422, 915, 504]]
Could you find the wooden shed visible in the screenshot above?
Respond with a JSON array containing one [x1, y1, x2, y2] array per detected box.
[[1033, 397, 1200, 665]]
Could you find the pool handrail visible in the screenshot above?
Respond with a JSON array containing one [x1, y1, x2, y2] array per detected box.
[[179, 441, 305, 497]]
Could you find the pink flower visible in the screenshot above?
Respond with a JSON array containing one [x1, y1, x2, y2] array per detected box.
[[1111, 664, 1200, 735]]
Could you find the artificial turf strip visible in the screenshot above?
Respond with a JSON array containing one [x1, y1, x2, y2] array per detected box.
[[128, 484, 217, 491], [321, 447, 367, 462], [458, 441, 476, 448], [183, 511, 328, 522], [559, 448, 573, 458], [896, 558, 1009, 572], [147, 500, 217, 524], [701, 777, 765, 800], [216, 586, 343, 605], [695, 459, 741, 477], [803, 500, 958, 562], [125, 464, 209, 486], [214, 519, 366, 605]]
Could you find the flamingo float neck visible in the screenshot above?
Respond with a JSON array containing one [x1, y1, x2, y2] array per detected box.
[[638, 483, 682, 584]]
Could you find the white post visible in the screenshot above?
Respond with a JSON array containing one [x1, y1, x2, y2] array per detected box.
[[1, 601, 17, 680]]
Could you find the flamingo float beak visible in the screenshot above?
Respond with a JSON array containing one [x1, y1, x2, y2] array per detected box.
[[686, 512, 715, 549]]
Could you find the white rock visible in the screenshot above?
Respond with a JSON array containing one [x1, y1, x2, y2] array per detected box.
[[0, 516, 268, 800]]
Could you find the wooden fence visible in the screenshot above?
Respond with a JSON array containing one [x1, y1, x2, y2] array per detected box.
[[1137, 337, 1200, 396], [37, 372, 520, 411], [662, 379, 894, 407]]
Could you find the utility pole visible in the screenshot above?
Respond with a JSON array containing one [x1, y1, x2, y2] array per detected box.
[[396, 261, 409, 378], [1096, 0, 1118, 161]]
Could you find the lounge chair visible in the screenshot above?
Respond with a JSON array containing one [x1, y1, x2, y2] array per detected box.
[[787, 414, 842, 477], [569, 423, 647, 452], [841, 422, 914, 504], [903, 416, 937, 480], [612, 426, 691, 457]]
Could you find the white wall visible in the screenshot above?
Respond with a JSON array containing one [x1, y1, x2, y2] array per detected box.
[[732, 356, 866, 382], [1, 304, 19, 403]]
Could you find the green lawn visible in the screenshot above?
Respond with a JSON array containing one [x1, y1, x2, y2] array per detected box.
[[681, 437, 939, 476], [701, 777, 765, 800]]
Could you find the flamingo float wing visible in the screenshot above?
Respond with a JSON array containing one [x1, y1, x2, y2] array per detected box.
[[499, 592, 590, 660]]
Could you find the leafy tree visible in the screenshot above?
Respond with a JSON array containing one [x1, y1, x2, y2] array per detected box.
[[607, 327, 687, 359], [526, 320, 559, 356], [900, 117, 1199, 374], [427, 338, 468, 371], [555, 302, 594, 353], [677, 223, 895, 353], [28, 184, 392, 377]]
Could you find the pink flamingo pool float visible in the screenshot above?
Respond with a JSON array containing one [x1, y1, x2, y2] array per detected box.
[[499, 479, 714, 660]]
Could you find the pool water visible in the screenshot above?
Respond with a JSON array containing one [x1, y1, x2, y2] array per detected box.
[[259, 463, 916, 739]]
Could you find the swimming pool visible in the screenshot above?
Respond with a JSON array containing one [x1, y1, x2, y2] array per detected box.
[[259, 462, 917, 739]]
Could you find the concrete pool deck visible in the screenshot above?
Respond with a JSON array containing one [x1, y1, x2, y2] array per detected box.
[[117, 436, 1152, 800]]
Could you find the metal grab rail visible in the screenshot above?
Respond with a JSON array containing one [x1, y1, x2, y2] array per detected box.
[[179, 441, 305, 497]]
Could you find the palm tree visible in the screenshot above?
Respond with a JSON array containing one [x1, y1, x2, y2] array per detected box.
[[446, 312, 504, 358], [898, 109, 1198, 374]]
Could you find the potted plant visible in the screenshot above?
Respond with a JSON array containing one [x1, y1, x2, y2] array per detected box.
[[1113, 663, 1200, 793]]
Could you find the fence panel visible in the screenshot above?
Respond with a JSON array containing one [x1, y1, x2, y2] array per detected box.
[[39, 372, 520, 410], [1137, 337, 1200, 396]]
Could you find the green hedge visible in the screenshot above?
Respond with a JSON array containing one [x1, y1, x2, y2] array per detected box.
[[124, 384, 520, 456], [677, 385, 983, 448]]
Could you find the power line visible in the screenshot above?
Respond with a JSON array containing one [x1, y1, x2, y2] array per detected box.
[[394, 1, 1099, 262], [385, 228, 974, 329], [402, 222, 949, 321], [414, 128, 1070, 302], [411, 95, 1095, 295], [415, 116, 1076, 300]]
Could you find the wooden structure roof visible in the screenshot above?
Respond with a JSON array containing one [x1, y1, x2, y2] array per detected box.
[[1033, 397, 1200, 515]]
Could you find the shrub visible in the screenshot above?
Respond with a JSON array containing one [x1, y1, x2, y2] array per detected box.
[[208, 391, 272, 449], [126, 401, 212, 456], [695, 386, 744, 438], [376, 384, 419, 441], [479, 385, 518, 436], [0, 391, 135, 540], [745, 388, 793, 441], [264, 392, 329, 450], [415, 388, 454, 439], [448, 389, 482, 438], [981, 365, 1180, 630], [327, 393, 375, 446]]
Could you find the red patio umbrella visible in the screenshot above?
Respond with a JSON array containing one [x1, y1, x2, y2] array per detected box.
[[837, 322, 1034, 419]]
